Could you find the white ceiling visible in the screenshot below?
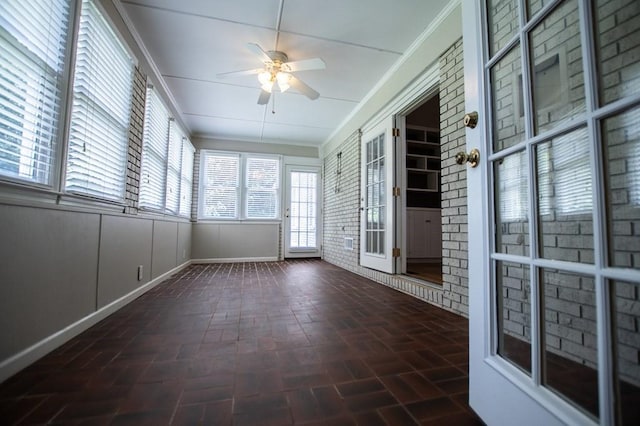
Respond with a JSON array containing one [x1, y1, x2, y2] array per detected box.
[[119, 0, 451, 147]]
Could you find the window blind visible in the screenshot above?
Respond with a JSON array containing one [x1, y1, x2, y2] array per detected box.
[[165, 120, 183, 214], [65, 0, 134, 201], [246, 156, 279, 219], [139, 86, 169, 210], [202, 152, 239, 219], [0, 0, 71, 185], [179, 138, 194, 217]]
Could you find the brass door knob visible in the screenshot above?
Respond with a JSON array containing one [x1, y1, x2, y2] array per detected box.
[[463, 111, 478, 128], [455, 148, 480, 168]]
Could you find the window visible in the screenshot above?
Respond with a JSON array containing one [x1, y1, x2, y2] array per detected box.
[[65, 0, 134, 201], [246, 156, 280, 219], [139, 87, 194, 217], [201, 152, 239, 219], [200, 151, 281, 220], [139, 86, 170, 210], [179, 139, 195, 217], [0, 0, 72, 185], [165, 120, 183, 214]]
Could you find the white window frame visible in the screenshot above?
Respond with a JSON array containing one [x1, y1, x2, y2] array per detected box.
[[198, 151, 282, 221], [0, 0, 74, 188]]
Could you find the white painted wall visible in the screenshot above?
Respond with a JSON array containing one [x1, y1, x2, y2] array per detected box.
[[0, 203, 191, 382]]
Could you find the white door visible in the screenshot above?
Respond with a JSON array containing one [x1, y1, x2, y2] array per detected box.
[[464, 0, 640, 425], [360, 116, 397, 273], [284, 165, 320, 258]]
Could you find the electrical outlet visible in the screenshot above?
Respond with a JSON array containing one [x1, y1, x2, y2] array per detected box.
[[137, 265, 143, 281], [182, 248, 186, 259]]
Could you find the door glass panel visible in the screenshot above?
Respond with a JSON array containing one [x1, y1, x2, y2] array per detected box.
[[491, 45, 525, 152], [612, 280, 640, 426], [487, 0, 519, 57], [529, 0, 585, 135], [527, 0, 552, 19], [289, 171, 317, 249], [541, 268, 599, 418], [595, 0, 640, 105], [602, 107, 640, 269], [536, 127, 593, 263], [365, 134, 385, 255], [495, 150, 529, 256], [497, 261, 532, 374]]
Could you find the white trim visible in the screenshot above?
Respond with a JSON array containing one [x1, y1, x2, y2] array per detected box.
[[0, 260, 191, 383], [191, 257, 279, 263]]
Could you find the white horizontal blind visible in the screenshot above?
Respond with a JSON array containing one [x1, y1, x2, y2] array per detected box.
[[0, 0, 71, 185], [246, 156, 279, 219], [139, 86, 169, 210], [165, 120, 183, 214], [179, 139, 194, 217], [201, 152, 239, 219], [65, 0, 134, 201]]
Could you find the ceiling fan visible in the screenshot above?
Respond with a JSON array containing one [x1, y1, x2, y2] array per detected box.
[[217, 43, 326, 105]]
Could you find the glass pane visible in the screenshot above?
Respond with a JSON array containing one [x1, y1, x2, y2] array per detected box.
[[487, 0, 519, 57], [529, 0, 585, 135], [491, 45, 525, 152], [542, 269, 598, 419], [527, 0, 552, 19], [495, 151, 530, 256], [536, 128, 593, 263], [602, 107, 640, 269], [612, 280, 640, 425], [595, 0, 640, 105], [497, 261, 532, 374]]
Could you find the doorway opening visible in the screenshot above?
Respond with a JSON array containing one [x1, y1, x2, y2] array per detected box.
[[402, 93, 442, 284]]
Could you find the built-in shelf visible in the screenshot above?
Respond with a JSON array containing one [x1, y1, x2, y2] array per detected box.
[[406, 125, 440, 207]]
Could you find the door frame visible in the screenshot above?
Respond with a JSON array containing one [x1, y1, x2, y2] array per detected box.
[[463, 0, 635, 424], [283, 164, 322, 258], [358, 66, 441, 275], [359, 116, 397, 273]]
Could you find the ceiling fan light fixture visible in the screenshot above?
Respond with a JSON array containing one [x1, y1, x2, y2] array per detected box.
[[276, 72, 291, 92], [258, 71, 274, 92]]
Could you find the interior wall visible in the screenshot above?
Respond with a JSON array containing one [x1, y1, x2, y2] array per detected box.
[[191, 223, 280, 261], [321, 35, 468, 316], [0, 203, 191, 381], [0, 0, 196, 383]]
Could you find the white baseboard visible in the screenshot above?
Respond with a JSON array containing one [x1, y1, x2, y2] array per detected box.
[[191, 257, 278, 263], [0, 261, 191, 383]]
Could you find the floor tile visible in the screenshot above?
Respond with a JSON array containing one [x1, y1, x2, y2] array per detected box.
[[0, 260, 481, 425]]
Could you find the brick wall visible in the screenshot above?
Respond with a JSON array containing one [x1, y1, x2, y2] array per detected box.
[[322, 40, 468, 317], [439, 39, 469, 314], [124, 66, 146, 215]]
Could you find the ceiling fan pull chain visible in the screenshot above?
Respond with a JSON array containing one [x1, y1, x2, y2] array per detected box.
[[272, 92, 276, 114]]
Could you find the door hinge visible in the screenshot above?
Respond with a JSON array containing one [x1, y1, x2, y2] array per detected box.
[[392, 247, 400, 257], [392, 128, 400, 137], [393, 187, 401, 197]]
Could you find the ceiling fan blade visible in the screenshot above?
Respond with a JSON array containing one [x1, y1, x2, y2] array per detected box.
[[247, 42, 272, 63], [217, 68, 264, 79], [282, 57, 326, 72], [257, 89, 271, 105], [289, 75, 320, 100]]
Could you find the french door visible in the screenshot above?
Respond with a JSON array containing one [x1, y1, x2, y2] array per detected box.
[[284, 165, 320, 258], [464, 0, 640, 425], [360, 116, 397, 273]]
